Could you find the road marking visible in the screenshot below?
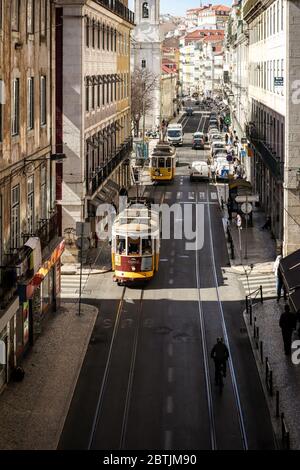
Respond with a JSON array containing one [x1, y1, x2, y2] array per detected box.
[[168, 367, 174, 384], [177, 192, 182, 200], [169, 267, 174, 275], [160, 258, 169, 262], [169, 279, 174, 285], [188, 192, 195, 200], [199, 192, 205, 200], [171, 250, 175, 256], [167, 396, 173, 414], [168, 343, 173, 357], [164, 431, 172, 450], [211, 192, 218, 200], [165, 192, 172, 200]]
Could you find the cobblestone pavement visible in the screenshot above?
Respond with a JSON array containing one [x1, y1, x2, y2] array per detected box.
[[0, 302, 98, 450], [244, 300, 300, 449]]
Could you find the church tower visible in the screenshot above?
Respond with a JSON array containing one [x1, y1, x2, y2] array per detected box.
[[133, 0, 162, 130]]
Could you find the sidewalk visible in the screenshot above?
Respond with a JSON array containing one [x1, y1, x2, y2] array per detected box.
[[0, 302, 98, 449], [244, 300, 300, 449]]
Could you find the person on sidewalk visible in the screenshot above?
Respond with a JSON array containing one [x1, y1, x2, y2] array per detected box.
[[279, 305, 297, 355], [273, 255, 287, 302]]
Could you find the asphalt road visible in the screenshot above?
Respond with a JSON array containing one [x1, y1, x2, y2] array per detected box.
[[58, 108, 276, 450]]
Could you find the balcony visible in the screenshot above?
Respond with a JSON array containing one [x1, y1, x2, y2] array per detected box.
[[94, 0, 135, 25], [21, 212, 59, 252], [247, 128, 283, 181], [87, 138, 133, 197]]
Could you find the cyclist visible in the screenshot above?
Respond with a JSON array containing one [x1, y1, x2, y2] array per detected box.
[[211, 337, 229, 385]]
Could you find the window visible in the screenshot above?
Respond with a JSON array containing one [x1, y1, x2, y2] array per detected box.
[[97, 77, 101, 107], [277, 1, 279, 33], [91, 81, 95, 110], [11, 185, 20, 250], [85, 79, 89, 112], [40, 75, 47, 126], [86, 17, 90, 48], [281, 58, 284, 96], [142, 2, 149, 18], [114, 29, 117, 52], [12, 78, 19, 136], [111, 27, 114, 51], [27, 77, 34, 130], [97, 22, 101, 49], [102, 23, 105, 50], [0, 80, 3, 142], [102, 80, 105, 106], [27, 176, 34, 234], [40, 0, 46, 38], [12, 0, 20, 31], [40, 166, 47, 219], [107, 25, 110, 50], [142, 59, 146, 68], [0, 0, 3, 31], [92, 20, 95, 48], [281, 0, 284, 30], [27, 0, 35, 34]]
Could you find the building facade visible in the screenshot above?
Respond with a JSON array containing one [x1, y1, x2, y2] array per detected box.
[[0, 0, 63, 392], [55, 0, 134, 261], [242, 0, 300, 255], [132, 0, 162, 130]]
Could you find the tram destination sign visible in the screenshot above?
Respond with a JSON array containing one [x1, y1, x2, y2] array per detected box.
[[235, 194, 260, 203]]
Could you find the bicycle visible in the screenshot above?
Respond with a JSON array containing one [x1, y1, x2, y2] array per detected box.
[[215, 361, 226, 394]]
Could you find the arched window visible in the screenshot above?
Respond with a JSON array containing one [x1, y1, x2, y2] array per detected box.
[[142, 2, 149, 19]]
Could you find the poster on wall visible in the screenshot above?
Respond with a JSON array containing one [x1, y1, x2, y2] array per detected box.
[[23, 301, 29, 347]]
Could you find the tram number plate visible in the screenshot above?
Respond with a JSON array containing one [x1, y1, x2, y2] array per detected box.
[[141, 257, 153, 272]]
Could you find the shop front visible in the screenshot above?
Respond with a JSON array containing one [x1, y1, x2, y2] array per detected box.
[[0, 297, 20, 392], [18, 240, 65, 345]]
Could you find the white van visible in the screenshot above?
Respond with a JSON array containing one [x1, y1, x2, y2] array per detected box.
[[167, 124, 183, 146], [189, 161, 209, 182]]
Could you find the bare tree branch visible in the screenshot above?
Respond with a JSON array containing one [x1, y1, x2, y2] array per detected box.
[[131, 67, 159, 137]]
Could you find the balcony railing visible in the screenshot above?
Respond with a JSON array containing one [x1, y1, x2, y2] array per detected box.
[[95, 0, 135, 24], [87, 138, 133, 197], [21, 212, 59, 251], [0, 212, 59, 310], [247, 129, 283, 181]]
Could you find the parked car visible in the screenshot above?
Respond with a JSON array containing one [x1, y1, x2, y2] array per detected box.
[[189, 161, 210, 182], [192, 132, 205, 150], [209, 133, 224, 143], [213, 148, 228, 159]]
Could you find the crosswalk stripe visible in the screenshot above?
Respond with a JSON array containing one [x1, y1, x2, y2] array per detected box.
[[211, 192, 218, 201], [188, 192, 195, 200], [238, 273, 276, 297], [165, 192, 172, 200], [199, 192, 205, 200], [177, 192, 182, 200]]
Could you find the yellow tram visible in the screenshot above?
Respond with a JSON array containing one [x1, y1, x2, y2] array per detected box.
[[149, 142, 176, 182], [112, 200, 160, 284]]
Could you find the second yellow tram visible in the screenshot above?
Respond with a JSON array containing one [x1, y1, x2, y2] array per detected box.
[[149, 142, 176, 182]]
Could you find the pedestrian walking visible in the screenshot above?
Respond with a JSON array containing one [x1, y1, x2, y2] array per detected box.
[[279, 305, 297, 355], [273, 255, 287, 302]]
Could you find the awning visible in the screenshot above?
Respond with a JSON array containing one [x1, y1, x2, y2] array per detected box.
[[280, 249, 300, 312]]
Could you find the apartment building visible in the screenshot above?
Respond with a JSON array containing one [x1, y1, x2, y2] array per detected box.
[[243, 0, 300, 255], [55, 0, 134, 260], [0, 0, 63, 392]]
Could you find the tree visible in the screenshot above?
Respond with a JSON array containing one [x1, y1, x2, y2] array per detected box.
[[131, 67, 159, 137]]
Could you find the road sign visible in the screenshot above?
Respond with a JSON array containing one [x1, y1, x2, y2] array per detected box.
[[241, 202, 253, 214], [235, 194, 260, 203], [76, 222, 90, 237], [274, 77, 284, 87], [76, 237, 90, 251], [236, 214, 242, 228]]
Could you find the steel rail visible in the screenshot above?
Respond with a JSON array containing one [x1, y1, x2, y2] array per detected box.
[[206, 184, 249, 450]]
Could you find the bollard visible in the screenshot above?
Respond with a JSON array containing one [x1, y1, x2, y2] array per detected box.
[[260, 285, 263, 304], [246, 296, 249, 314], [276, 391, 280, 418], [265, 357, 268, 383], [260, 341, 263, 364], [249, 303, 253, 326]]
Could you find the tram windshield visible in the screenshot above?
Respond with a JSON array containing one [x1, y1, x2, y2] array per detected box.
[[116, 236, 126, 254], [142, 238, 152, 255], [128, 238, 141, 255], [166, 157, 172, 168]]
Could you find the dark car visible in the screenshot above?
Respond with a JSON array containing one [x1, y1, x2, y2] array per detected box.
[[186, 107, 194, 116], [192, 132, 205, 150], [195, 100, 200, 105]]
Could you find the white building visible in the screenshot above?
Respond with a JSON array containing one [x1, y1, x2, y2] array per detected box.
[[133, 0, 162, 130], [242, 0, 300, 255]]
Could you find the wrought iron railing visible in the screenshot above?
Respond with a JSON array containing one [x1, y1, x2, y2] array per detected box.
[[95, 0, 135, 24], [87, 138, 132, 196], [21, 212, 59, 251]]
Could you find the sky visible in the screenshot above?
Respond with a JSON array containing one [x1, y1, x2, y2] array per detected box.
[[128, 0, 232, 17]]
